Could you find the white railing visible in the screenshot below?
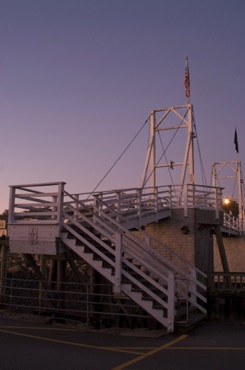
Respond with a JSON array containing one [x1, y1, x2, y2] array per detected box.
[[209, 272, 245, 293], [8, 182, 66, 225], [65, 183, 223, 221], [8, 182, 223, 225], [91, 184, 223, 213], [222, 212, 245, 234], [223, 213, 239, 231]]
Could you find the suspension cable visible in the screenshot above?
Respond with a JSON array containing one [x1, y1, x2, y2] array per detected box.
[[87, 115, 151, 198], [230, 160, 238, 199], [192, 108, 207, 186], [157, 131, 176, 188], [241, 167, 245, 213]]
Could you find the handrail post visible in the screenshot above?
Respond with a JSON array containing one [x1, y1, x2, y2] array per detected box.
[[93, 193, 102, 224], [116, 191, 121, 222], [137, 188, 142, 226], [190, 268, 197, 305], [154, 186, 158, 213], [169, 185, 173, 207], [215, 187, 219, 219], [183, 184, 188, 217], [8, 186, 16, 224], [114, 233, 122, 294], [0, 242, 8, 304], [73, 194, 79, 220], [57, 182, 65, 236], [167, 271, 175, 333]]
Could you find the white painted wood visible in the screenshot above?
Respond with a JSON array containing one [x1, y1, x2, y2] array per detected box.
[[114, 233, 122, 294], [8, 182, 212, 330]]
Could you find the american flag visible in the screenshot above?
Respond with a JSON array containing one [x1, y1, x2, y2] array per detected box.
[[184, 58, 190, 98], [234, 129, 239, 153]]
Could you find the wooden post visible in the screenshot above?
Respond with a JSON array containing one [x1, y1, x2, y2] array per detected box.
[[0, 242, 8, 304], [39, 255, 46, 310], [214, 226, 229, 272], [167, 271, 175, 333], [183, 184, 188, 217], [114, 233, 122, 294], [57, 254, 66, 313]]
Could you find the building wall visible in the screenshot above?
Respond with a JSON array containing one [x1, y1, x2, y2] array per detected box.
[[145, 209, 195, 269], [214, 236, 245, 272], [142, 208, 223, 274]]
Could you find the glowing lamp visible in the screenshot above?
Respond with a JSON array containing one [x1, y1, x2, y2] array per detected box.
[[223, 198, 230, 205]]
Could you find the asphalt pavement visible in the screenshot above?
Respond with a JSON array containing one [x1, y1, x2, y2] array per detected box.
[[0, 311, 245, 370]]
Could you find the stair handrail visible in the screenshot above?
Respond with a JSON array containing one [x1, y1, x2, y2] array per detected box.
[[63, 191, 207, 333], [64, 190, 203, 274], [63, 190, 207, 305], [62, 202, 175, 314], [63, 197, 204, 303], [92, 196, 207, 307], [93, 195, 206, 280]]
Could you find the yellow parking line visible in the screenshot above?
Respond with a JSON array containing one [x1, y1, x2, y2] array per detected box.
[[0, 326, 80, 331], [0, 328, 142, 355], [112, 334, 188, 370], [114, 347, 156, 350], [168, 346, 245, 350]]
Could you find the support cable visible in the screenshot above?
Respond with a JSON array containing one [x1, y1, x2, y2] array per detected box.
[[232, 177, 237, 199], [87, 115, 151, 198], [192, 109, 207, 186], [157, 131, 176, 188], [241, 167, 245, 196]]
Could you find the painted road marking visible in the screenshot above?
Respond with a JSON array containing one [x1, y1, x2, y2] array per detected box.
[[112, 335, 188, 370], [0, 325, 80, 331], [0, 325, 157, 352], [1, 325, 244, 370], [168, 347, 245, 350], [0, 328, 142, 355]]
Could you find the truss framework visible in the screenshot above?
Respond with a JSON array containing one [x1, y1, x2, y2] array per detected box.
[[141, 104, 194, 192], [211, 160, 244, 218]]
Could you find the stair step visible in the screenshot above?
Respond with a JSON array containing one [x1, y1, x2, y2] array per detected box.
[[61, 199, 207, 333]]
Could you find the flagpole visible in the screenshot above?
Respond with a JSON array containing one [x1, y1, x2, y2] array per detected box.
[[234, 128, 244, 222], [234, 127, 239, 159], [184, 57, 194, 185], [184, 56, 190, 104]]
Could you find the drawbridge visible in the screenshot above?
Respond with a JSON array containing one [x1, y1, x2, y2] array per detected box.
[[6, 104, 244, 331], [8, 181, 222, 332]]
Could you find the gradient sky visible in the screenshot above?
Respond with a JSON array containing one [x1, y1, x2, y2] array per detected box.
[[0, 0, 245, 212]]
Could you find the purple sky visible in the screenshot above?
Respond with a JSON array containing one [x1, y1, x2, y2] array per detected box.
[[0, 0, 245, 212]]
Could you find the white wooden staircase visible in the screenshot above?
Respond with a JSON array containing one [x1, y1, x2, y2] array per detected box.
[[61, 190, 207, 332], [8, 182, 209, 332]]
